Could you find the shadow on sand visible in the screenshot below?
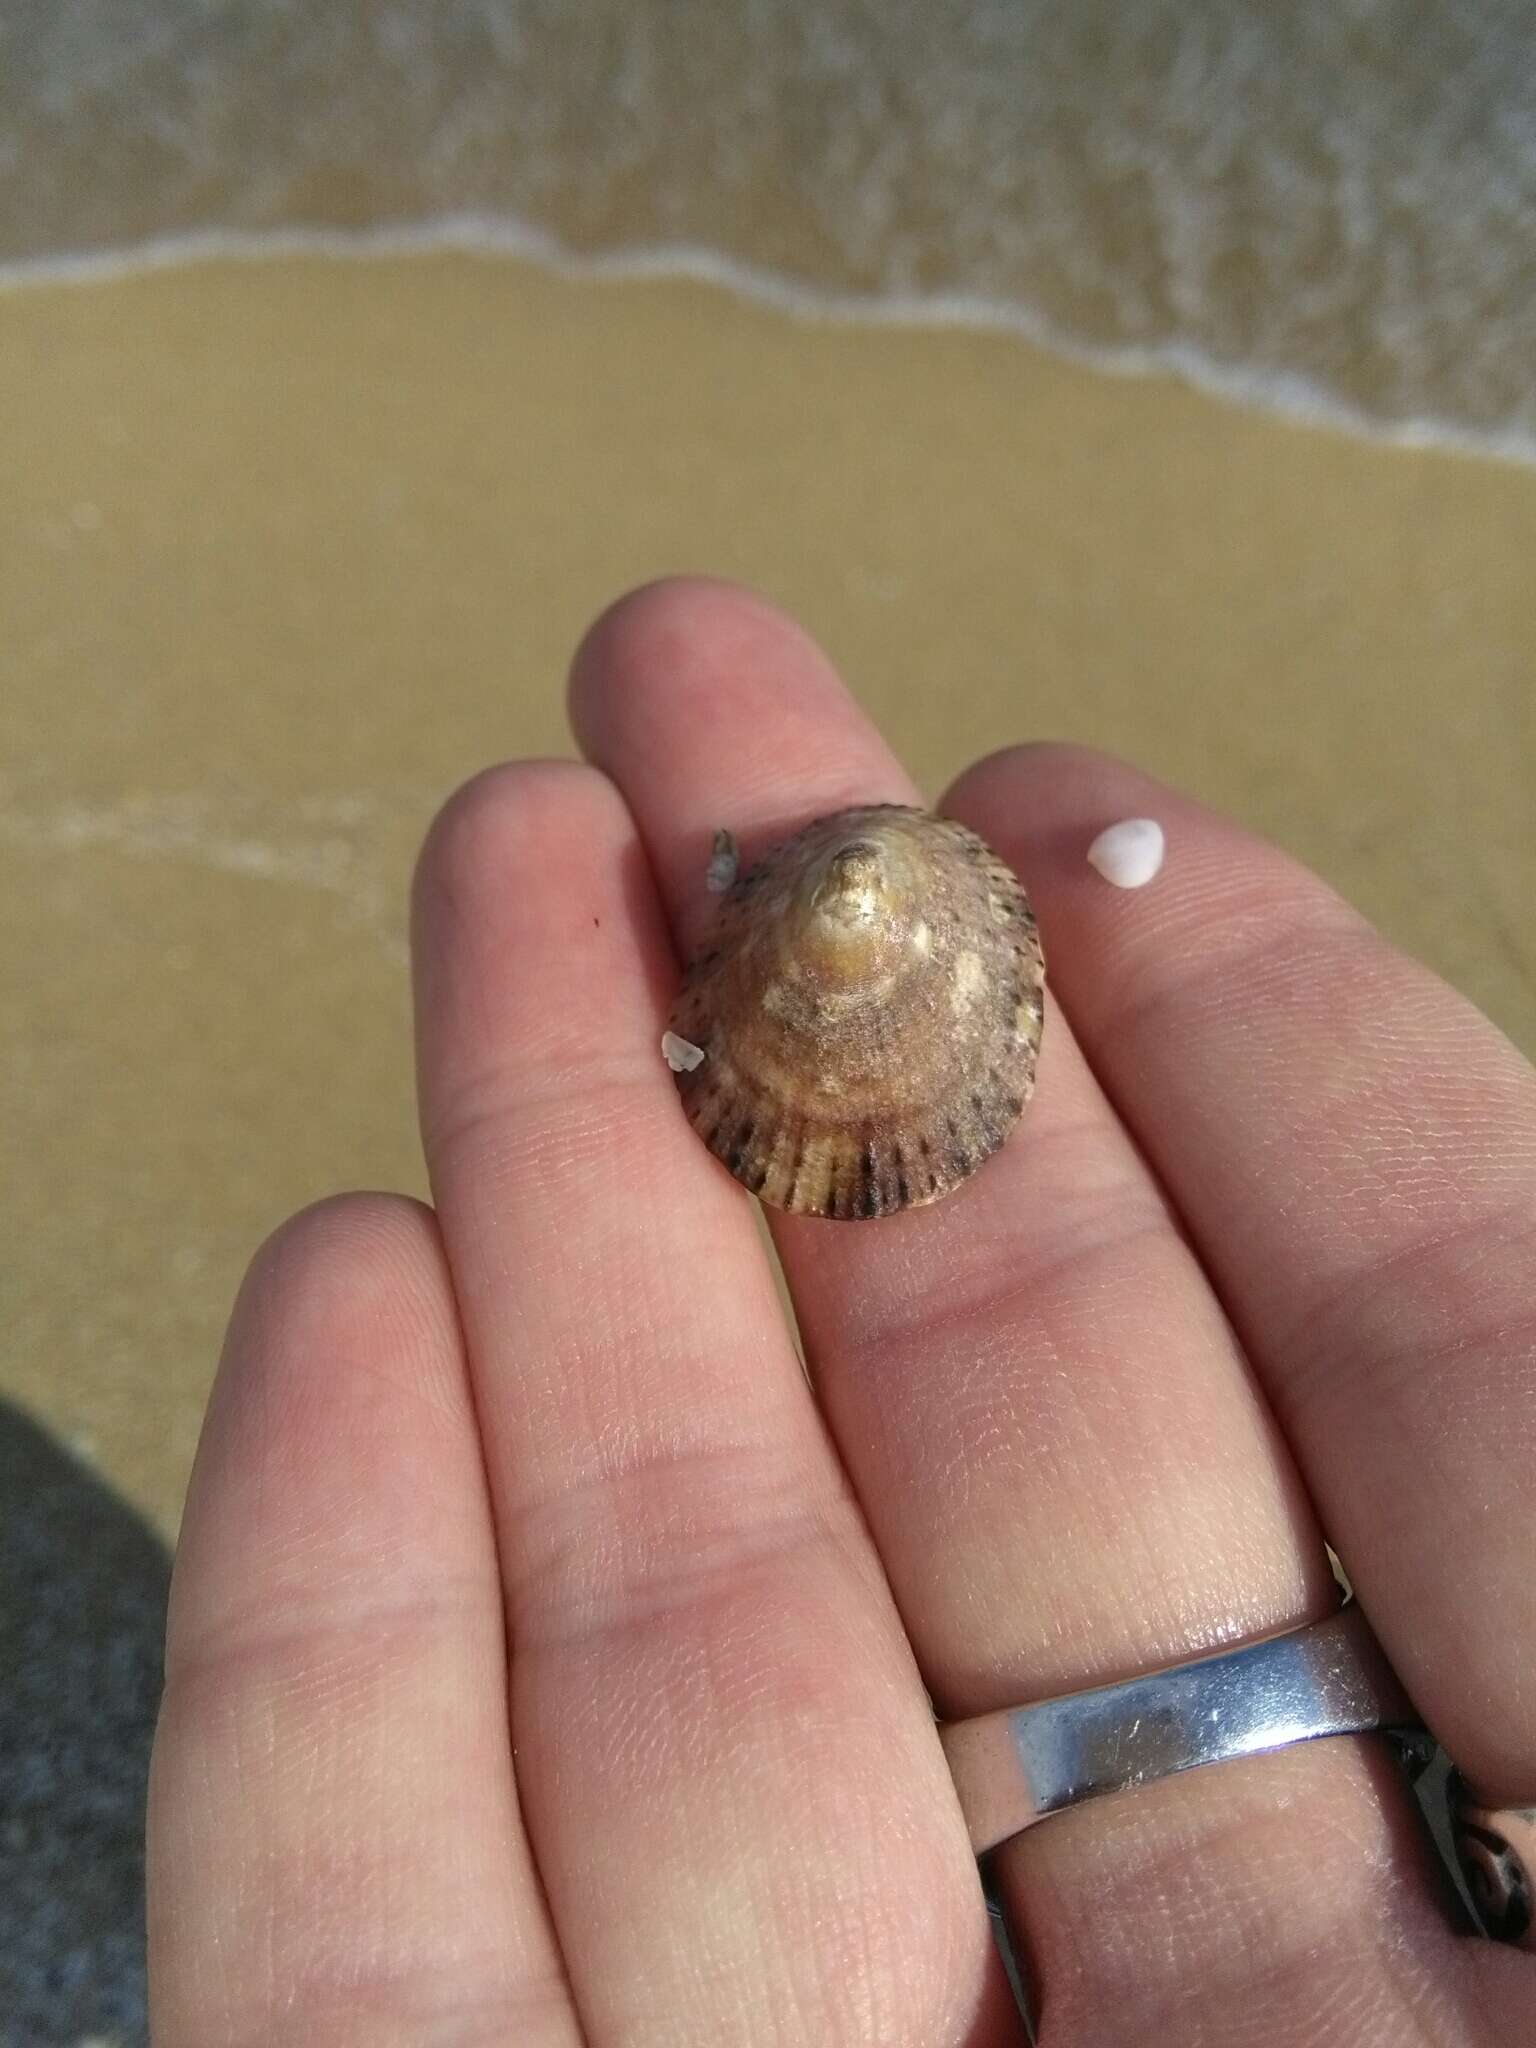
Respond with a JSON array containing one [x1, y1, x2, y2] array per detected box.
[[0, 1399, 168, 2048]]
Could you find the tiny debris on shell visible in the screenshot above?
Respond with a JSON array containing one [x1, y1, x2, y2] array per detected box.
[[1086, 817, 1165, 889], [705, 828, 739, 893], [664, 803, 1045, 1218], [662, 1031, 707, 1073]]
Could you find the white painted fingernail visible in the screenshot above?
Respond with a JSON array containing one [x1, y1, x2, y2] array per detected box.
[[1087, 817, 1166, 888]]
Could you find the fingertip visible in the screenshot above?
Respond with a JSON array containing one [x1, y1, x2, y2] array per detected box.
[[411, 759, 654, 1028], [203, 1191, 471, 1505], [571, 574, 785, 684], [567, 575, 862, 775], [236, 1189, 452, 1365], [172, 1190, 484, 1683], [942, 741, 1164, 829], [414, 756, 622, 926]]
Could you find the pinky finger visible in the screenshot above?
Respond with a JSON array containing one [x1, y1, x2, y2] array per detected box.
[[147, 1194, 580, 2047]]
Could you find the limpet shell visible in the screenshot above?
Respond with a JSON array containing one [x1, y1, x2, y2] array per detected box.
[[665, 804, 1045, 1218]]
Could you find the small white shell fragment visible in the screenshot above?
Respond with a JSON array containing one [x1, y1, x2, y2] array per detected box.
[[662, 1030, 707, 1073], [1087, 817, 1165, 889], [705, 828, 739, 893]]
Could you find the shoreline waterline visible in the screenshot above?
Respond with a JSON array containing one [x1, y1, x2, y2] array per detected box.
[[13, 218, 1536, 475]]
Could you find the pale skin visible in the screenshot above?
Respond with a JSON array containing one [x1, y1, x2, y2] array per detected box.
[[147, 579, 1536, 2045]]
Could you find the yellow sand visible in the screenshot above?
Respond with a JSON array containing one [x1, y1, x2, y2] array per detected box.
[[5, 252, 1533, 1537]]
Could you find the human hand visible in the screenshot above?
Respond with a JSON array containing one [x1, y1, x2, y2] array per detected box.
[[147, 580, 1535, 2044]]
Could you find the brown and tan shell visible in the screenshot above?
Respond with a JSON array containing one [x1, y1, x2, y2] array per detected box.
[[665, 804, 1045, 1218]]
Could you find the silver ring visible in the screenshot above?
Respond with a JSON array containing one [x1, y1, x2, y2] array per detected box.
[[941, 1604, 1424, 1857]]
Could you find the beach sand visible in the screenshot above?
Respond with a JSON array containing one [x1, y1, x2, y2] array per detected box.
[[6, 250, 1534, 1537]]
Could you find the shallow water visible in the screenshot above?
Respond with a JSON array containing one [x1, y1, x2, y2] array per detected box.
[[5, 0, 1536, 459]]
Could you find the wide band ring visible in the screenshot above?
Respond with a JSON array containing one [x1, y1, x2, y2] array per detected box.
[[940, 1604, 1424, 1859]]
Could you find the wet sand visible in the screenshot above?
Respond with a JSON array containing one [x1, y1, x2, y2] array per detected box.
[[6, 250, 1534, 1534]]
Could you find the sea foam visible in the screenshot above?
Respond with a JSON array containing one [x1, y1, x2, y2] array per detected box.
[[4, 1, 1534, 465]]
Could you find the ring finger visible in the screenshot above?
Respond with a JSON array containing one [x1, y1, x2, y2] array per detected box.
[[571, 579, 1486, 2043], [410, 759, 1020, 2044]]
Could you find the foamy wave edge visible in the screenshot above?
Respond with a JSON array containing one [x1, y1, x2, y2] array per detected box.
[[8, 216, 1535, 471]]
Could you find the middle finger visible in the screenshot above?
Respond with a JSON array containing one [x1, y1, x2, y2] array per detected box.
[[571, 579, 1468, 2036], [571, 581, 1329, 1691]]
